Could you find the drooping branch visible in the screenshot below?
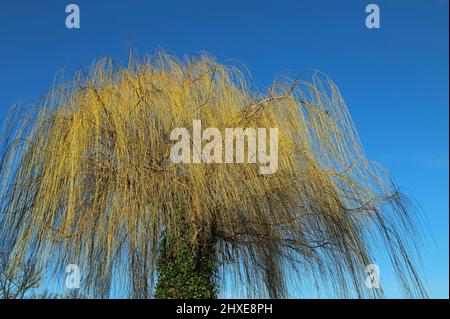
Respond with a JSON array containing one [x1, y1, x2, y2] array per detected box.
[[0, 51, 427, 298]]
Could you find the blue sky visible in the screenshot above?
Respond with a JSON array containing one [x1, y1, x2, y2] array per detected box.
[[0, 0, 448, 298]]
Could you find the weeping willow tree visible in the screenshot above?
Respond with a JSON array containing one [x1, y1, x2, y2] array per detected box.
[[0, 51, 427, 299]]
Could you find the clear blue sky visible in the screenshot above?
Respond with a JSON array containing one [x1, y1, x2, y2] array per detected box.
[[0, 0, 448, 298]]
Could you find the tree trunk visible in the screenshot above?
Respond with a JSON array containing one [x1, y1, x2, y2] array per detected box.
[[155, 226, 217, 298]]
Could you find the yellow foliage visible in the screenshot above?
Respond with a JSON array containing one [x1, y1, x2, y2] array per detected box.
[[0, 51, 426, 298]]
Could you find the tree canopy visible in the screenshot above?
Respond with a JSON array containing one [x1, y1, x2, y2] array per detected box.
[[0, 52, 427, 298]]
